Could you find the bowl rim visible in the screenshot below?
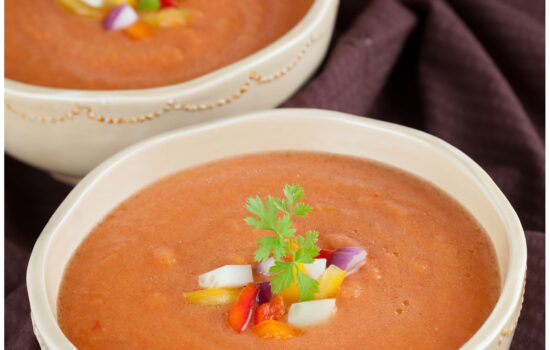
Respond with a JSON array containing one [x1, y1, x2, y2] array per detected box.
[[26, 108, 527, 349], [5, 0, 335, 101]]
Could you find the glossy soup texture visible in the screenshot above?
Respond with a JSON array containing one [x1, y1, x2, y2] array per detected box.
[[5, 0, 312, 90], [57, 153, 500, 349]]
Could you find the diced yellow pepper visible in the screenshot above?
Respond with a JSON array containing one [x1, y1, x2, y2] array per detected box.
[[141, 8, 192, 28], [279, 282, 300, 304], [105, 0, 137, 6], [57, 0, 103, 17], [279, 264, 305, 304], [183, 288, 241, 306], [252, 320, 302, 339], [315, 264, 347, 299]]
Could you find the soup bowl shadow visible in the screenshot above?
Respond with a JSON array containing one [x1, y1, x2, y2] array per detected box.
[[27, 108, 526, 349], [5, 0, 338, 182]]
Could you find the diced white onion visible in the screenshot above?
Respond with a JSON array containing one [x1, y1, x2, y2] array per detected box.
[[288, 299, 337, 328], [304, 259, 326, 279], [198, 265, 253, 289], [255, 257, 275, 276], [80, 0, 104, 8]]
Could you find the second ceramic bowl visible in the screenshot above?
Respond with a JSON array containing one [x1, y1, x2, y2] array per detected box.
[[5, 0, 338, 181]]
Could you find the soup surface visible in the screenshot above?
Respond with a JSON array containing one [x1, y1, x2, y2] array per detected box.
[[5, 0, 312, 90], [58, 152, 500, 349]]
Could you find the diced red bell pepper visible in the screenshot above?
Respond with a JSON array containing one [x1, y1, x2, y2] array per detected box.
[[316, 249, 333, 261], [253, 295, 285, 325], [160, 0, 177, 7], [228, 283, 259, 332]]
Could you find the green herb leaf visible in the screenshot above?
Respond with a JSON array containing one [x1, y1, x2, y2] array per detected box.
[[304, 230, 319, 247], [296, 269, 319, 301], [277, 215, 296, 238], [269, 261, 295, 293], [294, 202, 313, 216], [244, 196, 276, 231], [272, 198, 288, 213], [245, 184, 320, 301], [295, 231, 320, 264], [254, 236, 277, 262], [284, 184, 304, 206]]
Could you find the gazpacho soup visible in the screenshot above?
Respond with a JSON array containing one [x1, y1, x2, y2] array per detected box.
[[6, 0, 312, 90], [58, 152, 500, 349]]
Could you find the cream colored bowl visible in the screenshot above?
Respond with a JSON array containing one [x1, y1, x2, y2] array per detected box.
[[5, 0, 338, 181], [27, 109, 526, 349]]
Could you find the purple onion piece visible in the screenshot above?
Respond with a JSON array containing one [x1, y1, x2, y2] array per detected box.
[[330, 246, 367, 275], [103, 4, 138, 31], [257, 282, 272, 305]]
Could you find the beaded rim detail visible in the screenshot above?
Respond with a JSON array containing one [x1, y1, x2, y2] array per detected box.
[[495, 270, 526, 350], [5, 35, 318, 125]]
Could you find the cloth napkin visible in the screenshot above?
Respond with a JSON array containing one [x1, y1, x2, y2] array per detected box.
[[5, 0, 544, 348]]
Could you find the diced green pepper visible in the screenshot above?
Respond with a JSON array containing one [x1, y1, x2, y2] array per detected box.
[[137, 0, 160, 11]]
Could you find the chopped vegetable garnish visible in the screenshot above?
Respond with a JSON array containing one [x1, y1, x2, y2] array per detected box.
[[316, 249, 333, 261], [184, 288, 241, 306], [80, 0, 104, 8], [254, 295, 285, 325], [330, 246, 367, 275], [279, 280, 301, 304], [198, 265, 253, 289], [141, 8, 191, 28], [103, 4, 138, 30], [252, 320, 302, 339], [245, 184, 320, 302], [122, 21, 153, 40], [287, 299, 337, 328], [160, 0, 177, 7], [137, 0, 160, 11], [228, 284, 259, 333], [58, 0, 103, 17], [182, 185, 368, 338], [257, 282, 272, 305], [58, 0, 191, 40], [315, 264, 347, 299], [256, 256, 275, 276], [105, 0, 137, 5], [304, 259, 327, 280]]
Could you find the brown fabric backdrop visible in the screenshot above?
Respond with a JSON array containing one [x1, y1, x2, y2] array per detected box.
[[5, 0, 545, 348]]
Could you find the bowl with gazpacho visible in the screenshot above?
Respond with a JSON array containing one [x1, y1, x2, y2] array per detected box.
[[27, 109, 526, 349], [5, 0, 337, 181]]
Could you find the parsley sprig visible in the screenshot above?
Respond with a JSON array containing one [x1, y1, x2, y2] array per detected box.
[[245, 184, 320, 301]]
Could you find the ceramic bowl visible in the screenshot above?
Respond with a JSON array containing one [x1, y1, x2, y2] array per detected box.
[[27, 109, 526, 349], [5, 0, 338, 182]]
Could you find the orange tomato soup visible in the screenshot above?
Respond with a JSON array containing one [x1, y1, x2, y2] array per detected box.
[[57, 152, 500, 349], [5, 0, 312, 90]]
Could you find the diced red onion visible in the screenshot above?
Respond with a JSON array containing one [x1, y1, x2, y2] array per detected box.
[[103, 5, 138, 31], [330, 246, 367, 275], [255, 257, 275, 276], [257, 282, 272, 305]]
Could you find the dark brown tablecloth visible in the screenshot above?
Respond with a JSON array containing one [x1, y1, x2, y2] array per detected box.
[[5, 0, 544, 348]]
